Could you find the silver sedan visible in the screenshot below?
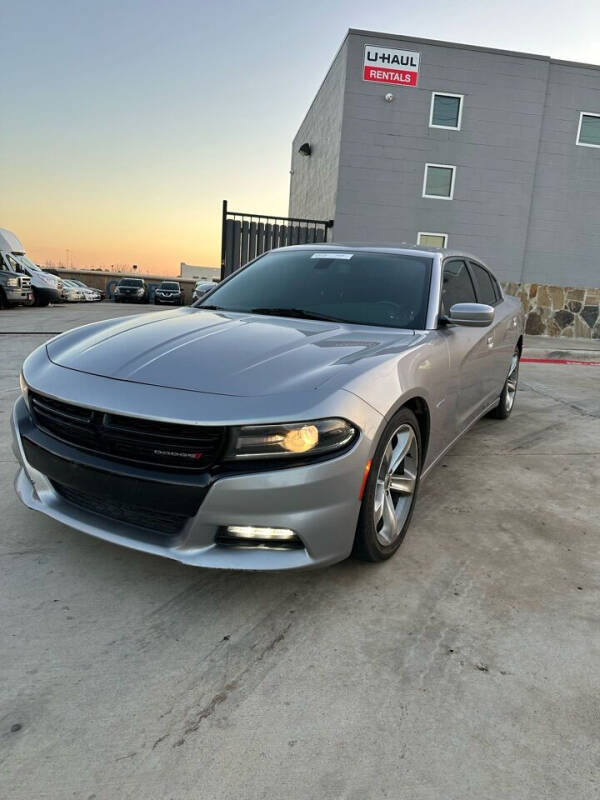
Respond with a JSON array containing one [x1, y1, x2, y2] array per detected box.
[[12, 245, 523, 570]]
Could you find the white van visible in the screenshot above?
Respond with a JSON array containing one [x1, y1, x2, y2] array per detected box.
[[0, 228, 62, 306]]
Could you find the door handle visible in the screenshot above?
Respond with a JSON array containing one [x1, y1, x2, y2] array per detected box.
[[487, 335, 494, 348]]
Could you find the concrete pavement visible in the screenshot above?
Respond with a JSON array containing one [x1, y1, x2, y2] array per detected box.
[[1, 305, 599, 799]]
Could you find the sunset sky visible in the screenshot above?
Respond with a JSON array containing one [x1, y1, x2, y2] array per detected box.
[[2, 0, 598, 274]]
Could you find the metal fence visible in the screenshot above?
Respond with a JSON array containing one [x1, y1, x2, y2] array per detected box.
[[221, 201, 334, 278]]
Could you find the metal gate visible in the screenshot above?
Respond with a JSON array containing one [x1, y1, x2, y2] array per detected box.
[[221, 200, 333, 279]]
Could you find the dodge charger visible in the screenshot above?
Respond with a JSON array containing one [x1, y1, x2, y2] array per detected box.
[[12, 245, 523, 570]]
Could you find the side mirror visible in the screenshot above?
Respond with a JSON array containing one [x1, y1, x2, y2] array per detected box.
[[444, 303, 494, 327]]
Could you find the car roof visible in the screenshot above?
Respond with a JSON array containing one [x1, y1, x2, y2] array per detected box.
[[273, 242, 488, 264]]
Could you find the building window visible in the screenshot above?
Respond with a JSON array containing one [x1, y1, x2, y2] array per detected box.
[[423, 164, 456, 200], [418, 232, 448, 248], [576, 112, 600, 148], [430, 92, 463, 130]]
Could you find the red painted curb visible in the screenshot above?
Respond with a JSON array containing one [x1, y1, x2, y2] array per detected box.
[[521, 357, 600, 366]]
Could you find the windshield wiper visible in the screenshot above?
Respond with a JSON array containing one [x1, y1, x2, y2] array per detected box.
[[197, 304, 226, 310], [249, 307, 347, 323]]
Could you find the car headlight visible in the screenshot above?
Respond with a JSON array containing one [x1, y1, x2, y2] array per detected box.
[[7, 277, 19, 287], [227, 418, 356, 459]]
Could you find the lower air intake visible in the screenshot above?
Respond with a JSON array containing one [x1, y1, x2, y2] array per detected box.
[[53, 482, 188, 536]]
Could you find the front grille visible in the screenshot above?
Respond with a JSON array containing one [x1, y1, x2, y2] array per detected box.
[[30, 392, 227, 472], [53, 482, 188, 535], [20, 276, 32, 289]]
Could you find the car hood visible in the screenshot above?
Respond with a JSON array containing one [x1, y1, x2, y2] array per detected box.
[[46, 308, 420, 396]]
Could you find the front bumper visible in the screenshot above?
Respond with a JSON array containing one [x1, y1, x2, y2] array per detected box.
[[12, 395, 375, 571], [115, 292, 145, 302], [5, 286, 33, 304], [34, 286, 62, 303]]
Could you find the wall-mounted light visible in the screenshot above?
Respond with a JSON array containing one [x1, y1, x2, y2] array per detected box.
[[298, 142, 312, 156], [385, 93, 395, 103]]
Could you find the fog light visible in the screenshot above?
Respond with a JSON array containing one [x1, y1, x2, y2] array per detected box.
[[226, 525, 297, 541]]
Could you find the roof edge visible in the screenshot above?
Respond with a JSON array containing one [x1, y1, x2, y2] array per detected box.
[[347, 28, 600, 71]]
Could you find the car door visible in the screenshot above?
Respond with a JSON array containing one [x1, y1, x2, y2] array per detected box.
[[468, 261, 510, 402], [440, 258, 493, 433]]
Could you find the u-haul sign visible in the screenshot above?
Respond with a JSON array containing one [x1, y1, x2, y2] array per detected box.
[[363, 45, 420, 87]]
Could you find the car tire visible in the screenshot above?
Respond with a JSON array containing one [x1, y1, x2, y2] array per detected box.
[[33, 290, 50, 307], [353, 407, 422, 563], [0, 289, 8, 310], [488, 347, 520, 420]]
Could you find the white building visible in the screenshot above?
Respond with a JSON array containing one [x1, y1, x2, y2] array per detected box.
[[179, 262, 220, 282]]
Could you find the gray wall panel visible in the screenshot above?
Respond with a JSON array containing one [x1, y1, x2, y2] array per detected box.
[[334, 32, 549, 283], [289, 30, 600, 288], [288, 43, 347, 222], [524, 62, 600, 286]]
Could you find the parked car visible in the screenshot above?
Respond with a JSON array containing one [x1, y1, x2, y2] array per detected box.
[[154, 281, 183, 305], [69, 280, 102, 301], [113, 277, 148, 303], [0, 228, 62, 306], [13, 245, 523, 571], [61, 280, 86, 303], [0, 256, 33, 309], [192, 280, 215, 303]]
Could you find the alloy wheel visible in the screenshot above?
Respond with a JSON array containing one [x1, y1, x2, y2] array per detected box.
[[505, 352, 519, 412], [373, 423, 419, 546]]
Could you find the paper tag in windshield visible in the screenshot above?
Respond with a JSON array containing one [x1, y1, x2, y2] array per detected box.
[[311, 253, 353, 260]]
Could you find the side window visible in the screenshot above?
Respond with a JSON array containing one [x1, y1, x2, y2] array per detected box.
[[5, 254, 23, 274], [490, 275, 502, 302], [441, 259, 476, 314], [469, 262, 497, 305]]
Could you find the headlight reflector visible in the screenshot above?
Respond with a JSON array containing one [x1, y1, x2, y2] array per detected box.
[[228, 418, 356, 459], [7, 277, 19, 287]]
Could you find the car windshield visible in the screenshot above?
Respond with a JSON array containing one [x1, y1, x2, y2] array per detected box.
[[16, 255, 43, 272], [119, 278, 143, 287], [160, 282, 179, 289], [196, 249, 432, 329]]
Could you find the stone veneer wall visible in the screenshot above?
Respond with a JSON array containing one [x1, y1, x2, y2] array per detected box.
[[502, 282, 600, 339]]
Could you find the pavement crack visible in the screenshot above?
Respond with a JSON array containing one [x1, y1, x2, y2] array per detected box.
[[151, 618, 294, 751], [520, 381, 600, 419], [151, 733, 168, 750], [179, 621, 293, 743]]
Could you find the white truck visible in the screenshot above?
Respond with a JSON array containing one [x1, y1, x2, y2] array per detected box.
[[0, 228, 62, 307]]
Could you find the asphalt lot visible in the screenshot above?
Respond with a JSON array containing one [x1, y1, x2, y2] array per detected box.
[[1, 303, 599, 799]]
